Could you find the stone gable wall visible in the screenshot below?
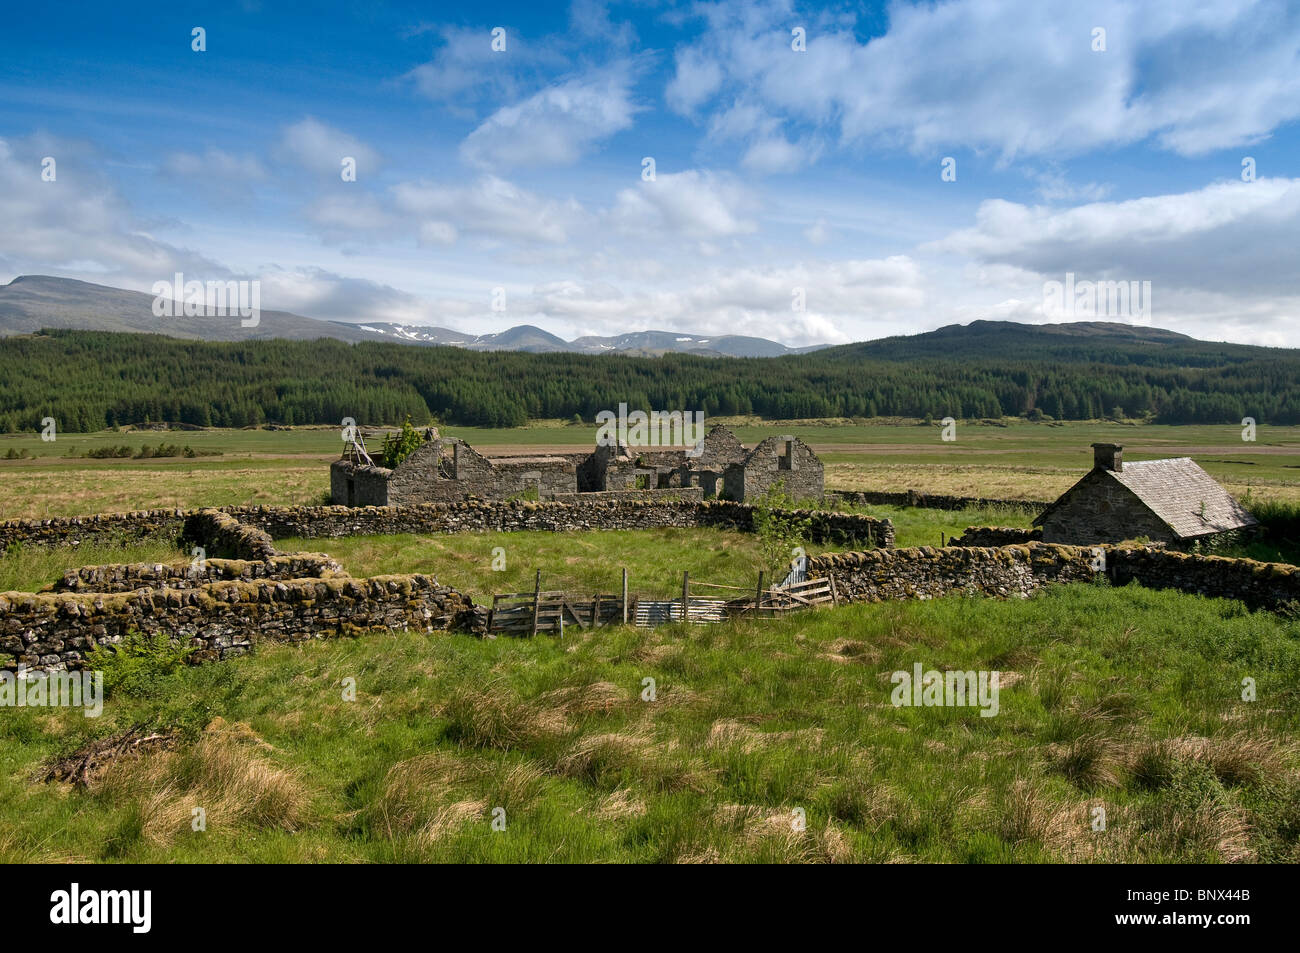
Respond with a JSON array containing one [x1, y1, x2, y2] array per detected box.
[[724, 435, 823, 501], [1036, 470, 1175, 545], [330, 460, 391, 507]]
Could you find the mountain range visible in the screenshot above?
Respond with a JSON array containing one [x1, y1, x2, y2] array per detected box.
[[2, 274, 1287, 366], [0, 275, 825, 357]]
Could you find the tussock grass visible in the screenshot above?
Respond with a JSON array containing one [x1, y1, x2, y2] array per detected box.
[[2, 580, 1298, 862], [93, 720, 309, 853], [436, 685, 570, 751]]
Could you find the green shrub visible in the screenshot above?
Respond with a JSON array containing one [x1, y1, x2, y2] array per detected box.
[[84, 631, 196, 699], [382, 416, 424, 469], [751, 481, 812, 577]]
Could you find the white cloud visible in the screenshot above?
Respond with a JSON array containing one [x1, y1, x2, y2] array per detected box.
[[161, 149, 267, 183], [255, 266, 432, 323], [930, 177, 1300, 296], [803, 218, 830, 245], [459, 65, 640, 168], [0, 136, 227, 285], [404, 25, 546, 115], [742, 136, 810, 173], [391, 175, 586, 244], [304, 193, 396, 235], [520, 255, 926, 346], [609, 170, 758, 239], [277, 117, 381, 178], [665, 45, 724, 114], [668, 0, 1300, 161]]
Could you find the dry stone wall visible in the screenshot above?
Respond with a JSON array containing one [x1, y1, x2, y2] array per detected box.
[[810, 540, 1300, 612], [52, 553, 343, 594], [0, 509, 189, 551], [809, 543, 1097, 603], [827, 490, 1051, 512], [1, 498, 892, 674], [948, 526, 1042, 547], [1108, 547, 1300, 612], [1, 575, 473, 671], [224, 499, 895, 548], [11, 493, 1300, 678], [182, 510, 278, 560]]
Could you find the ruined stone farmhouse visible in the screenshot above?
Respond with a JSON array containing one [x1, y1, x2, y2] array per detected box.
[[330, 425, 823, 506], [1034, 443, 1257, 546]]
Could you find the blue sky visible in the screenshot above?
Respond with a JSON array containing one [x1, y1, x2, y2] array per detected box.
[[1, 0, 1298, 346]]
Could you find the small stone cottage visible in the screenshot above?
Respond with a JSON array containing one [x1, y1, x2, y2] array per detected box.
[[1034, 443, 1257, 546], [331, 424, 824, 506]]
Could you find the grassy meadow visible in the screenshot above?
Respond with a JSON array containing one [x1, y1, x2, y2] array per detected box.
[[0, 540, 190, 593], [3, 582, 1297, 863], [276, 528, 810, 602]]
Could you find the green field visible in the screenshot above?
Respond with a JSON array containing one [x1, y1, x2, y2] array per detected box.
[[3, 418, 1299, 520], [276, 528, 815, 602], [0, 540, 189, 593], [4, 582, 1297, 863]]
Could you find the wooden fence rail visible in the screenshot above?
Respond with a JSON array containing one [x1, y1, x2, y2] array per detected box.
[[486, 565, 837, 636]]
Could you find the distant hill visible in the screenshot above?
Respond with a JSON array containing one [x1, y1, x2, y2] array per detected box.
[[824, 319, 1282, 368], [0, 275, 817, 357], [0, 275, 390, 344], [568, 330, 827, 357]]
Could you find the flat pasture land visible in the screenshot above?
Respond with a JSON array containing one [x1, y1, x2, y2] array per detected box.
[[276, 528, 801, 602], [2, 419, 1298, 519]]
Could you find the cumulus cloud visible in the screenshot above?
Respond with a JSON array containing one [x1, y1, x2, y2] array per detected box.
[[391, 175, 587, 244], [930, 177, 1300, 296], [276, 117, 381, 178], [665, 45, 725, 114], [459, 65, 640, 168], [254, 266, 434, 323], [303, 193, 397, 239], [667, 0, 1300, 161], [161, 149, 267, 184], [520, 255, 926, 346], [0, 136, 227, 285], [403, 25, 563, 115], [609, 170, 758, 240]]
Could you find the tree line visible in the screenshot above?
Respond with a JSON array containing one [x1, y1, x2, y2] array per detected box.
[[0, 328, 1297, 432]]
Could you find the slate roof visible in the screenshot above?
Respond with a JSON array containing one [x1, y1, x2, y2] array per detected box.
[[1035, 457, 1257, 539], [1106, 458, 1255, 538]]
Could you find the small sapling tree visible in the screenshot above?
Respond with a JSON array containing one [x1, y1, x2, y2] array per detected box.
[[751, 481, 812, 578], [382, 416, 423, 468]]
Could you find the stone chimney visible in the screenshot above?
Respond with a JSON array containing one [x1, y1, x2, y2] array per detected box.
[[1091, 443, 1123, 472]]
